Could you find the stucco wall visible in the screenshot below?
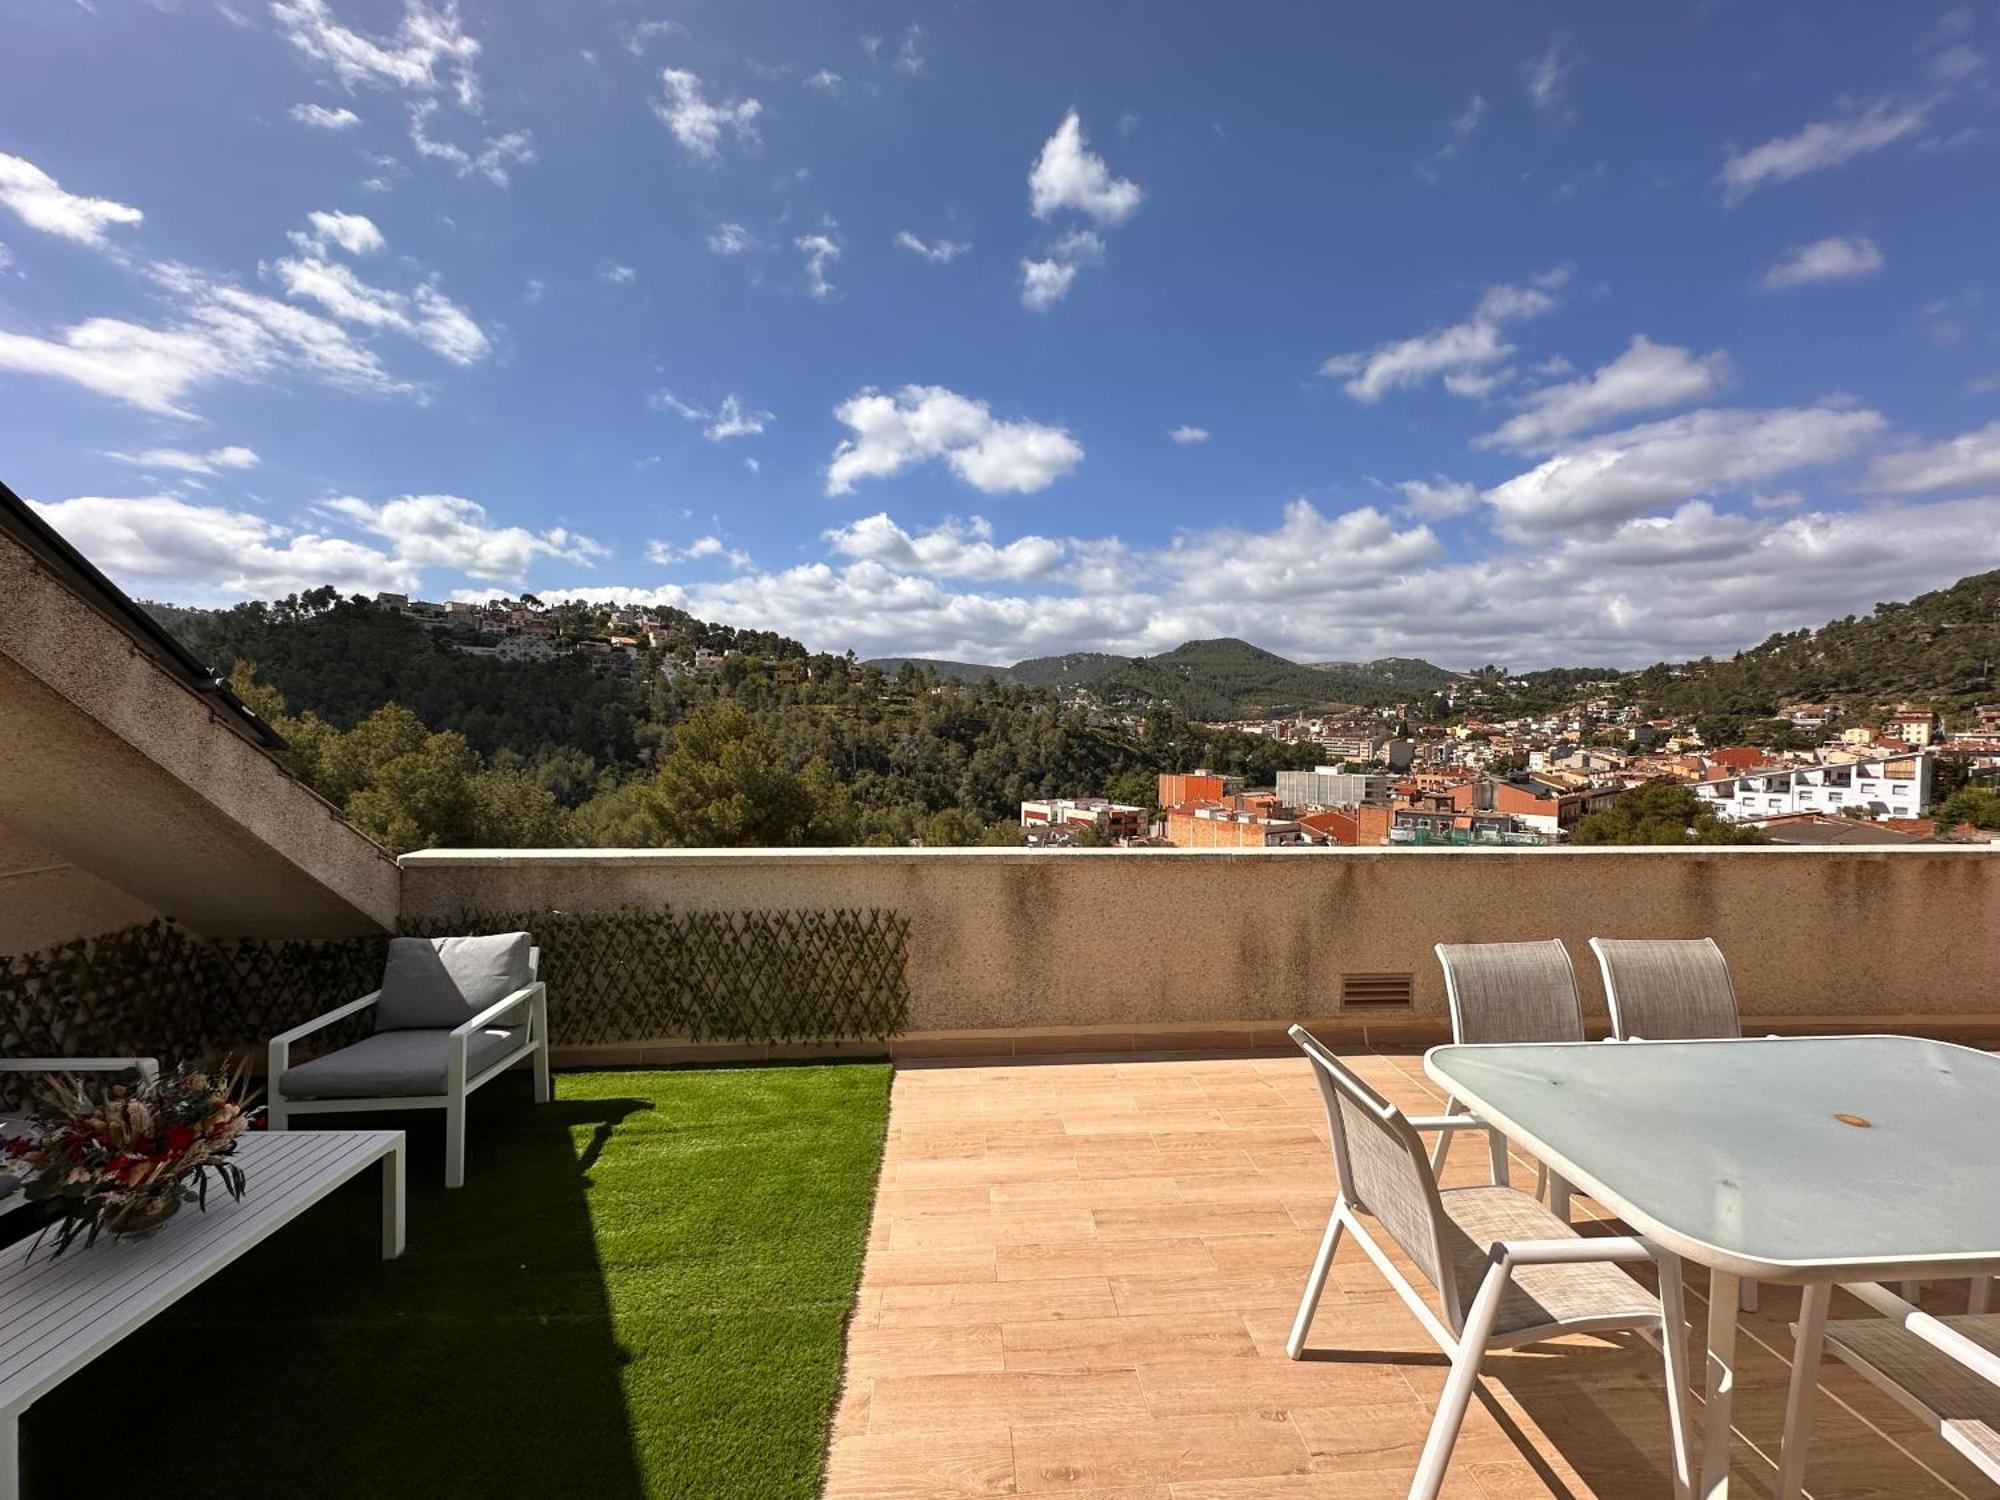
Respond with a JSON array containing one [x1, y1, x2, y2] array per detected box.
[[0, 531, 399, 942], [0, 821, 158, 954], [399, 845, 2000, 1047]]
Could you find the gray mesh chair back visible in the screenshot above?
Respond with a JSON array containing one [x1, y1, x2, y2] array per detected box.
[[1590, 937, 1740, 1040], [1434, 939, 1585, 1045], [1290, 1025, 1462, 1324]]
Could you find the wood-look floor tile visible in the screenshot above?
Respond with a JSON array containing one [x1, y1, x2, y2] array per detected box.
[[1001, 1310, 1259, 1370], [1011, 1413, 1312, 1493], [846, 1321, 1006, 1377], [869, 1368, 1148, 1432], [879, 1276, 1119, 1328], [998, 1238, 1217, 1282]]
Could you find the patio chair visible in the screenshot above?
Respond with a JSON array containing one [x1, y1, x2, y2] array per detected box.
[[1590, 937, 1740, 1041], [1432, 939, 1584, 1216], [1284, 1025, 1696, 1500], [1783, 1282, 2000, 1492], [267, 933, 550, 1188], [1591, 937, 1765, 1314]]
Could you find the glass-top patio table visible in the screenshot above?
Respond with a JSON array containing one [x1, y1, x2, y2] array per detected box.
[[1425, 1035, 2000, 1500]]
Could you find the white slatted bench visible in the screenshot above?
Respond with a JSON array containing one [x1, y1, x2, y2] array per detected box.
[[0, 1129, 403, 1500]]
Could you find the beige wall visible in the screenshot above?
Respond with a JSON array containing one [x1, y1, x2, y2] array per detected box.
[[0, 821, 158, 954], [0, 532, 400, 946], [400, 845, 2000, 1052]]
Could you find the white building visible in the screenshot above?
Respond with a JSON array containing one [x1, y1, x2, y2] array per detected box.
[[1274, 766, 1391, 808], [1692, 751, 1933, 823]]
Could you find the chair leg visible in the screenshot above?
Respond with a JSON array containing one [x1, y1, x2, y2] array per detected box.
[[1655, 1253, 1697, 1500], [1428, 1096, 1459, 1175], [1972, 1278, 1993, 1315], [1411, 1268, 1506, 1500], [266, 1098, 288, 1132], [1902, 1280, 1923, 1307], [444, 1095, 466, 1189], [1286, 1204, 1345, 1360], [1485, 1126, 1510, 1187], [533, 1038, 552, 1105], [1773, 1282, 1831, 1500], [1548, 1174, 1572, 1225], [1738, 1278, 1759, 1313]]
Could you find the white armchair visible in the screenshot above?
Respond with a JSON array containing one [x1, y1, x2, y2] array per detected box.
[[267, 934, 550, 1188]]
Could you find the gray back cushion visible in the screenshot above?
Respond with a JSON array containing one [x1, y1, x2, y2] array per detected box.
[[376, 933, 534, 1031]]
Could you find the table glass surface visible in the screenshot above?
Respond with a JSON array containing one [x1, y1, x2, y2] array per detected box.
[[1426, 1036, 2000, 1271]]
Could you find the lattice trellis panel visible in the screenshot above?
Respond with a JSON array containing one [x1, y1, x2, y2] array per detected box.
[[0, 906, 910, 1073]]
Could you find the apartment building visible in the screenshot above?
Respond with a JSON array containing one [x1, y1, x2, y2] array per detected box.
[[1157, 770, 1237, 806], [1274, 766, 1391, 808], [1890, 709, 1939, 748], [1165, 804, 1310, 848], [1020, 797, 1148, 842], [1692, 751, 1934, 822]]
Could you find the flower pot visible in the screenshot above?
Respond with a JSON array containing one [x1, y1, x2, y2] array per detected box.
[[105, 1192, 182, 1241]]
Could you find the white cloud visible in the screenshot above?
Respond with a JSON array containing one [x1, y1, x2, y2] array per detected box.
[[1523, 35, 1576, 117], [1020, 228, 1103, 311], [271, 254, 490, 363], [30, 494, 416, 599], [895, 230, 969, 264], [1415, 94, 1486, 184], [0, 261, 411, 417], [1321, 270, 1565, 402], [271, 0, 482, 111], [325, 493, 605, 582], [105, 444, 261, 475], [625, 19, 683, 56], [708, 222, 754, 255], [1867, 419, 2000, 494], [1720, 99, 1927, 204], [824, 513, 1063, 581], [0, 152, 143, 249], [806, 69, 846, 95], [1483, 404, 1887, 532], [1029, 110, 1141, 227], [597, 262, 636, 285], [289, 209, 384, 257], [654, 69, 762, 160], [826, 384, 1083, 496], [1477, 336, 1731, 451], [893, 25, 924, 75], [407, 99, 534, 185], [796, 231, 840, 300], [1762, 235, 1886, 289], [1160, 501, 1443, 605], [650, 390, 770, 441], [290, 102, 362, 130], [1168, 425, 1209, 445], [1393, 476, 1479, 518], [646, 534, 749, 568]]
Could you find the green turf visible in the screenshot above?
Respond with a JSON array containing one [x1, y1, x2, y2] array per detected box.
[[17, 1063, 891, 1499]]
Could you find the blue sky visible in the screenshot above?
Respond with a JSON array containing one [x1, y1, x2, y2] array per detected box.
[[3, 1, 1999, 669]]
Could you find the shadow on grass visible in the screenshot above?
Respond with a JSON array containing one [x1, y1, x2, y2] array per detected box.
[[21, 1079, 654, 1500]]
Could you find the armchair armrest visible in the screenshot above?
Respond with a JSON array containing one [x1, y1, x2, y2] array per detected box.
[[271, 991, 383, 1049], [0, 1056, 160, 1082], [1491, 1235, 1657, 1268], [450, 982, 544, 1037], [1408, 1113, 1487, 1133]]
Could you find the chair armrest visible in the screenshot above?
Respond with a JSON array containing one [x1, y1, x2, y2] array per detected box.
[[1407, 1113, 1487, 1133], [270, 991, 382, 1048], [450, 982, 544, 1037], [0, 1056, 159, 1079], [1492, 1235, 1657, 1268]]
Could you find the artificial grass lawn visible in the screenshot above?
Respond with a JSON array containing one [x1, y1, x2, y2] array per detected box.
[[19, 1063, 891, 1499]]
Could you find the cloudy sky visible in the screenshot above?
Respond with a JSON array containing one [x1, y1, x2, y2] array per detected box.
[[4, 2, 2000, 669]]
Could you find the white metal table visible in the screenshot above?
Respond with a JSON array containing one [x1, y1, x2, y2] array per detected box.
[[1425, 1036, 2000, 1500], [0, 1129, 404, 1500]]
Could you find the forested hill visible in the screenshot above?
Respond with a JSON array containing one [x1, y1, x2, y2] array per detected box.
[[1631, 567, 2000, 731], [866, 639, 1458, 716], [1476, 567, 2000, 736], [142, 594, 1325, 853]]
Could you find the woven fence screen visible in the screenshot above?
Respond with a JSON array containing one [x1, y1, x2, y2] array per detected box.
[[0, 907, 910, 1070]]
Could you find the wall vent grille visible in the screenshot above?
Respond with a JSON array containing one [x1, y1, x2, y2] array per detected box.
[[1340, 972, 1415, 1011]]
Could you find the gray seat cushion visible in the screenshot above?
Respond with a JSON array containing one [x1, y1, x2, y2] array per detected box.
[[376, 933, 533, 1031], [281, 1027, 527, 1099]]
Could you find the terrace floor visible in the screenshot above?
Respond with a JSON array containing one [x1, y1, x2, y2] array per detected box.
[[826, 1049, 1994, 1499]]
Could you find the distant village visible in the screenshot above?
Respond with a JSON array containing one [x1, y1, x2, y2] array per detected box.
[[1022, 695, 2000, 851], [369, 592, 2000, 850]]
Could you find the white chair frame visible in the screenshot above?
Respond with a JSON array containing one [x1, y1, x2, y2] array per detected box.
[[1285, 1025, 1696, 1500], [266, 948, 550, 1189]]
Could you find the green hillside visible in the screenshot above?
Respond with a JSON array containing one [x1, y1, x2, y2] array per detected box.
[[1308, 656, 1463, 694]]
